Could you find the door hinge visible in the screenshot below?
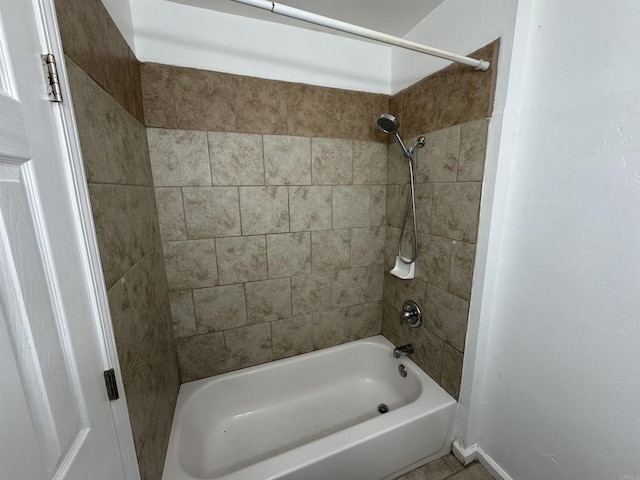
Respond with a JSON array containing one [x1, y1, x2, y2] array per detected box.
[[41, 53, 63, 103], [103, 369, 120, 401]]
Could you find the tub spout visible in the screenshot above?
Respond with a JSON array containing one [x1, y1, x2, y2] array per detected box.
[[393, 344, 414, 358]]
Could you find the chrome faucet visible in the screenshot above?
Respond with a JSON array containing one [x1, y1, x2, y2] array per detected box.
[[393, 344, 414, 358]]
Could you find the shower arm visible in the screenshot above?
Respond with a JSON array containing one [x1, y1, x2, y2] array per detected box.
[[394, 133, 412, 161], [229, 0, 490, 71]]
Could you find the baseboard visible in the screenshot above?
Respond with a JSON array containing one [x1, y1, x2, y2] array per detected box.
[[451, 441, 514, 480]]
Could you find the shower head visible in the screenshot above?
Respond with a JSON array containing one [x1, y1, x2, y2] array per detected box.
[[377, 113, 399, 134], [377, 113, 412, 160]]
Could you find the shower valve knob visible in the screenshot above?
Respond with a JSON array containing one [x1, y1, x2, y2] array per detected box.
[[400, 300, 422, 328]]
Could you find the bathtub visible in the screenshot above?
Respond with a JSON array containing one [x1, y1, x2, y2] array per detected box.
[[162, 335, 456, 480]]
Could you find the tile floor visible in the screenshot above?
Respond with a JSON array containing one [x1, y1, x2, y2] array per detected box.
[[395, 453, 493, 480]]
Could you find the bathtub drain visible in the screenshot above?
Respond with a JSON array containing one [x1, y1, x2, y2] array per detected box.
[[377, 403, 389, 414]]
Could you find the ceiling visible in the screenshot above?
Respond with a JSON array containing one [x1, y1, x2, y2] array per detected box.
[[168, 0, 446, 38]]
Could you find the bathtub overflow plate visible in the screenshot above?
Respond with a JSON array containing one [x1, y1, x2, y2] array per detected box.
[[398, 364, 407, 377]]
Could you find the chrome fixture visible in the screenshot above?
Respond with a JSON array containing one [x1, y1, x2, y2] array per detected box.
[[400, 300, 422, 328], [398, 364, 408, 377], [377, 114, 425, 267], [393, 344, 414, 359]]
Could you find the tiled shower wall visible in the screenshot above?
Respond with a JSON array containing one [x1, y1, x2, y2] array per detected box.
[[141, 64, 391, 381], [55, 0, 180, 478], [383, 41, 500, 399]]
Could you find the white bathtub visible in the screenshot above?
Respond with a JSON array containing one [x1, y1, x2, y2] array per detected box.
[[162, 335, 456, 480]]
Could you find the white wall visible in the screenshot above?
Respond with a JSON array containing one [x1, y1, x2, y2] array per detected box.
[[472, 1, 640, 479], [129, 0, 391, 93]]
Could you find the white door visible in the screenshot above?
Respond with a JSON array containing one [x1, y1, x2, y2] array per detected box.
[[0, 0, 132, 479]]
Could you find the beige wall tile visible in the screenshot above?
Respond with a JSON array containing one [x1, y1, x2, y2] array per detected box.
[[169, 290, 196, 338], [102, 15, 136, 116], [266, 232, 311, 278], [370, 185, 386, 226], [353, 141, 387, 184], [123, 333, 158, 453], [173, 67, 237, 132], [370, 94, 391, 142], [312, 309, 349, 350], [272, 315, 314, 360], [419, 125, 460, 183], [140, 63, 177, 128], [137, 432, 161, 480], [412, 327, 444, 382], [130, 52, 146, 122], [311, 229, 350, 272], [436, 56, 495, 129], [351, 226, 385, 267], [209, 132, 265, 185], [285, 84, 335, 138], [425, 285, 469, 352], [125, 186, 159, 259], [346, 302, 382, 341], [245, 278, 292, 324], [155, 187, 187, 241], [56, 0, 109, 89], [140, 383, 175, 477], [163, 239, 218, 290], [88, 184, 135, 288], [67, 59, 150, 185], [387, 143, 408, 185], [147, 128, 211, 186], [193, 284, 247, 333], [239, 186, 289, 235], [127, 116, 154, 186], [383, 272, 396, 312], [264, 135, 311, 185], [149, 247, 170, 306], [224, 324, 272, 371], [366, 263, 384, 303], [395, 278, 427, 314], [183, 187, 241, 239], [234, 76, 288, 135], [385, 226, 399, 270], [332, 267, 368, 308], [333, 185, 370, 229], [108, 277, 147, 379], [385, 184, 401, 229], [414, 183, 433, 234], [449, 241, 475, 301], [431, 182, 482, 243], [458, 118, 489, 182], [311, 138, 353, 185], [289, 186, 332, 232], [291, 273, 332, 316], [176, 332, 226, 382], [215, 235, 268, 285], [402, 75, 438, 138], [416, 235, 453, 290], [441, 343, 464, 400]]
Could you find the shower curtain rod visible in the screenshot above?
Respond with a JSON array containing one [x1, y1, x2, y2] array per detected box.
[[229, 0, 490, 71]]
